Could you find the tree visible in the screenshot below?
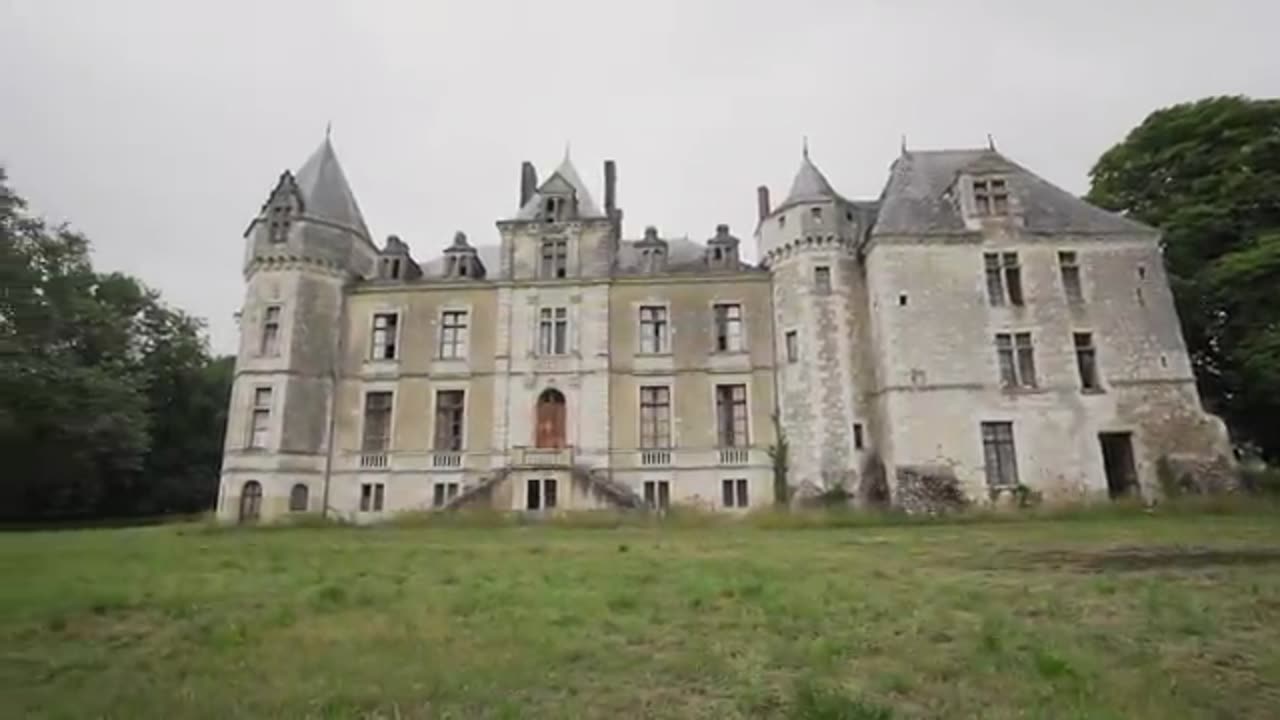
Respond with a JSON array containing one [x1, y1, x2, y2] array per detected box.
[[0, 167, 232, 521], [1087, 96, 1280, 461]]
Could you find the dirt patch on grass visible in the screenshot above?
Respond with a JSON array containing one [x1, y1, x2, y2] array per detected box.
[[1002, 545, 1280, 573]]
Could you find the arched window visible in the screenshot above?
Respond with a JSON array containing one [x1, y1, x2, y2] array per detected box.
[[535, 388, 567, 448], [239, 481, 263, 523], [289, 483, 309, 512]]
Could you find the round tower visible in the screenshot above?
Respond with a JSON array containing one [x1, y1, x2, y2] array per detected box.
[[217, 136, 380, 523], [757, 147, 872, 499]]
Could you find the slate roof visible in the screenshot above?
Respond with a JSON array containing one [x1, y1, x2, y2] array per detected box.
[[872, 148, 1154, 237], [512, 155, 604, 220], [294, 138, 371, 239], [418, 236, 759, 279], [781, 152, 840, 207]]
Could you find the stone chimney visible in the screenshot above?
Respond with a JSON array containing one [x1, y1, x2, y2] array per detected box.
[[604, 160, 617, 215], [756, 185, 771, 221], [520, 161, 538, 208]]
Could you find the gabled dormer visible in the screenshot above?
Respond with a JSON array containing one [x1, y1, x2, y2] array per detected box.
[[378, 235, 422, 281], [511, 153, 606, 223], [635, 226, 669, 273], [442, 231, 486, 280], [952, 153, 1024, 228], [253, 172, 304, 244], [705, 224, 741, 270]]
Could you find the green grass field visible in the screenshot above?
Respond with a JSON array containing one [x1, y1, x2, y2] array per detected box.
[[2, 511, 1280, 719]]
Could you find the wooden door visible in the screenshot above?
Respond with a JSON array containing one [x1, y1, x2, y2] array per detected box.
[[536, 389, 566, 448]]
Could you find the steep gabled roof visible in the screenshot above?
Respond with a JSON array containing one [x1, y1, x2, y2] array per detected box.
[[781, 151, 840, 206], [512, 154, 604, 220], [872, 148, 1154, 237], [294, 137, 371, 239]]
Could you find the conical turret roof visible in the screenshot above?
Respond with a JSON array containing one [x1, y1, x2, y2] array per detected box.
[[782, 148, 839, 206], [294, 137, 371, 239]]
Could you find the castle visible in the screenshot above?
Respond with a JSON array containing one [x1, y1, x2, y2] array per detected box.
[[217, 137, 1231, 522]]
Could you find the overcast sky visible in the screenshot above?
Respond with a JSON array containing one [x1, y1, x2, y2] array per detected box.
[[2, 1, 1277, 353]]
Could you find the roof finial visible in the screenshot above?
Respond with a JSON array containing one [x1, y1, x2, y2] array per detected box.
[[987, 133, 996, 151], [325, 121, 332, 142], [901, 134, 908, 155], [802, 135, 810, 160], [563, 140, 571, 163]]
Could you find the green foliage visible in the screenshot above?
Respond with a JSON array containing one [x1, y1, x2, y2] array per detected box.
[[1087, 96, 1280, 460], [0, 167, 231, 521], [788, 680, 893, 719], [768, 411, 791, 505]]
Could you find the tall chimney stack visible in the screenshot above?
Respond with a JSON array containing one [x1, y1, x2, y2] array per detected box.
[[604, 160, 617, 215], [756, 185, 771, 221], [520, 161, 537, 208]]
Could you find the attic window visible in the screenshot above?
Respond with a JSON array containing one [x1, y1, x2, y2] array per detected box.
[[268, 204, 291, 243], [543, 197, 565, 222], [390, 258, 401, 280], [973, 178, 1010, 216], [713, 247, 723, 261], [458, 260, 468, 278], [778, 214, 786, 229]]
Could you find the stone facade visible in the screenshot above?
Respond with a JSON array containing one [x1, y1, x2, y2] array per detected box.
[[216, 138, 1231, 523]]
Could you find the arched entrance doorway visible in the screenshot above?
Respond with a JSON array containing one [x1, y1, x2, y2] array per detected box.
[[535, 388, 567, 448], [239, 481, 263, 523]]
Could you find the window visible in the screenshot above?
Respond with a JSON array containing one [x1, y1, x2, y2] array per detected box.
[[639, 386, 671, 449], [289, 483, 309, 512], [434, 390, 465, 451], [995, 333, 1037, 388], [984, 252, 1023, 306], [362, 391, 393, 451], [853, 423, 865, 450], [1059, 251, 1083, 304], [810, 207, 823, 223], [260, 306, 281, 356], [644, 480, 670, 510], [639, 306, 668, 354], [973, 178, 1009, 216], [248, 387, 272, 448], [239, 481, 262, 522], [540, 239, 568, 278], [439, 310, 469, 359], [371, 313, 398, 360], [526, 479, 557, 510], [722, 479, 749, 508], [268, 204, 290, 243], [390, 258, 402, 280], [778, 214, 786, 229], [542, 197, 564, 222], [981, 422, 1019, 487], [1074, 332, 1100, 391], [538, 307, 569, 355], [715, 384, 748, 447], [785, 330, 798, 363], [713, 303, 743, 352], [432, 482, 459, 508], [814, 266, 831, 294], [360, 483, 385, 512]]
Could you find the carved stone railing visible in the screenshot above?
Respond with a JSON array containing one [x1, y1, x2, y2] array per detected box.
[[718, 447, 750, 466], [513, 446, 574, 467], [431, 451, 463, 469], [359, 452, 389, 469], [639, 449, 672, 467]]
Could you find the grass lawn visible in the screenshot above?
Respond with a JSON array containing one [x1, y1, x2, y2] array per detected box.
[[2, 512, 1280, 719]]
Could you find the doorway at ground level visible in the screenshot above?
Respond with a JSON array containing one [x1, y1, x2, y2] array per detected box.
[[1099, 432, 1138, 499]]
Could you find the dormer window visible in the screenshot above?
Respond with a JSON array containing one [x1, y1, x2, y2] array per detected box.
[[811, 207, 823, 224], [268, 204, 292, 243], [542, 196, 568, 222], [973, 178, 1010, 216], [390, 259, 402, 280]]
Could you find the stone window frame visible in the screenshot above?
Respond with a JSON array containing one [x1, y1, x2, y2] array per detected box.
[[525, 478, 559, 510], [359, 385, 398, 452], [643, 480, 671, 509], [539, 237, 570, 279], [432, 482, 460, 508], [1059, 250, 1085, 304], [1073, 331, 1103, 393], [995, 332, 1038, 390], [246, 384, 274, 450], [813, 264, 832, 295], [853, 422, 865, 451], [711, 377, 753, 449], [980, 421, 1020, 488], [984, 251, 1024, 307], [721, 478, 749, 508], [259, 304, 283, 357], [710, 300, 747, 354], [437, 306, 471, 360], [359, 482, 386, 512], [432, 386, 469, 452], [637, 382, 674, 450], [972, 176, 1011, 217], [288, 483, 309, 512], [536, 305, 571, 356], [369, 310, 403, 362], [636, 303, 671, 355], [784, 329, 799, 363]]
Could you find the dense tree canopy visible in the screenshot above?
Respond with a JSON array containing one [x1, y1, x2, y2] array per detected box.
[[0, 168, 233, 521], [1088, 96, 1280, 460]]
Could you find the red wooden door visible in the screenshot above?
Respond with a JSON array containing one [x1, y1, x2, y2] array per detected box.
[[536, 389, 566, 448]]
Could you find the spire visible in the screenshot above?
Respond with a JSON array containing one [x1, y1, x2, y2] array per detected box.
[[294, 135, 370, 239], [802, 135, 810, 160], [987, 133, 996, 151], [781, 149, 838, 206]]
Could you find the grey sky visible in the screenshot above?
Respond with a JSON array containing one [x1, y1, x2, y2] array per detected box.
[[2, 1, 1277, 354]]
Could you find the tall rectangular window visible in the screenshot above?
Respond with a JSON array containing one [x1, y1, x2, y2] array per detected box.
[[1074, 332, 1100, 391], [362, 391, 393, 451], [371, 313, 398, 360], [853, 422, 865, 450], [538, 307, 568, 355], [360, 482, 385, 511], [639, 386, 671, 449], [638, 306, 668, 354], [981, 422, 1018, 487], [984, 252, 1023, 306], [439, 310, 469, 359], [785, 330, 799, 363], [973, 178, 1009, 216], [814, 266, 831, 294], [248, 387, 272, 448], [995, 333, 1037, 388], [644, 480, 670, 510], [540, 239, 568, 278], [432, 482, 459, 508], [713, 303, 743, 352], [526, 479, 558, 510], [434, 390, 465, 451], [715, 384, 748, 447], [260, 306, 281, 356], [722, 478, 749, 508], [1059, 251, 1083, 304]]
